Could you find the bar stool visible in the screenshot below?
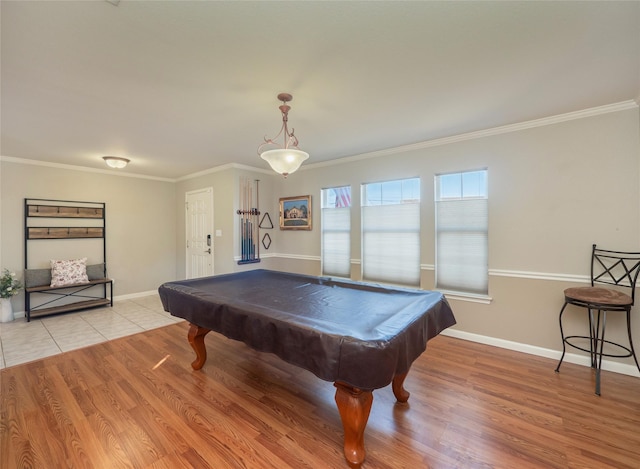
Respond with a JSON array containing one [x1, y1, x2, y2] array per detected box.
[[555, 244, 640, 395]]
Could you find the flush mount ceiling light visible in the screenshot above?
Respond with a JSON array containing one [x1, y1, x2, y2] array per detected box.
[[102, 156, 130, 169], [258, 93, 309, 178]]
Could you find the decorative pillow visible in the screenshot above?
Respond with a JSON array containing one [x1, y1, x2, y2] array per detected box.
[[24, 268, 52, 289], [86, 263, 106, 281], [50, 258, 89, 287]]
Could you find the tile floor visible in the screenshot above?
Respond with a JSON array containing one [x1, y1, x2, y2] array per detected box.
[[0, 294, 183, 369]]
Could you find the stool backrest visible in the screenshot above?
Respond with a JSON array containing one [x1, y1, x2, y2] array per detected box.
[[592, 244, 640, 304]]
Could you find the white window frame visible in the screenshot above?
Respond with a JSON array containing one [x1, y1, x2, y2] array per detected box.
[[321, 186, 352, 278], [361, 178, 421, 287], [435, 169, 488, 296]]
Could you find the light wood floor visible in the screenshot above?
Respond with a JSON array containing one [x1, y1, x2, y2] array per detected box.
[[1, 321, 639, 469]]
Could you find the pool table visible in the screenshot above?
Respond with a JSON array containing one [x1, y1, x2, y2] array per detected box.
[[159, 269, 456, 468]]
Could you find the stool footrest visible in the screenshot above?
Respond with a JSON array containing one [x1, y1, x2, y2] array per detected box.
[[563, 335, 634, 360]]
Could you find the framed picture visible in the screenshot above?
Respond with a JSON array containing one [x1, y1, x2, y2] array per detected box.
[[279, 195, 312, 230]]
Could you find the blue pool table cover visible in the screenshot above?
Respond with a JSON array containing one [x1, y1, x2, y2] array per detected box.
[[159, 269, 456, 390]]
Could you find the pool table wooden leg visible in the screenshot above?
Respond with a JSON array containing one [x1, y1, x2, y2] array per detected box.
[[334, 382, 373, 469], [187, 323, 211, 370], [392, 372, 410, 402]]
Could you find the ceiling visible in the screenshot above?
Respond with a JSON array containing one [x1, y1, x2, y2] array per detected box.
[[2, 1, 639, 180]]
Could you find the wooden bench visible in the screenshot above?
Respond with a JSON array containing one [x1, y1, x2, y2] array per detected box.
[[24, 264, 113, 321]]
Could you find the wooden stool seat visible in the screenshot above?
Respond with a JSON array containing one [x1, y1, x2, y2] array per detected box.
[[555, 244, 640, 395], [564, 287, 632, 307]]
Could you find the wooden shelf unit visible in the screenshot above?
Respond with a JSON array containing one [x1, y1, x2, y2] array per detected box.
[[24, 198, 112, 321]]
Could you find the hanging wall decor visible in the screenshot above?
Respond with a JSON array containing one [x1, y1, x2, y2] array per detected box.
[[259, 212, 274, 229], [279, 195, 312, 230], [236, 178, 261, 264], [262, 233, 272, 250]]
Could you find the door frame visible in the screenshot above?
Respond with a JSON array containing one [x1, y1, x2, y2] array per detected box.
[[185, 187, 214, 279]]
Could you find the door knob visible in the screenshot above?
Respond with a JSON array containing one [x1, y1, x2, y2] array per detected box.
[[205, 248, 211, 254]]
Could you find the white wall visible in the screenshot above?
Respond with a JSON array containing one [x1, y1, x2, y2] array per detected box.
[[272, 106, 640, 267], [173, 165, 279, 278], [2, 103, 639, 376], [0, 162, 177, 308], [267, 105, 640, 373]]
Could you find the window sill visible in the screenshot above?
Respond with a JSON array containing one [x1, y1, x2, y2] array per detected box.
[[437, 290, 493, 304]]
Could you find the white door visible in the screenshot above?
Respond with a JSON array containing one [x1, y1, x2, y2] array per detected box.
[[186, 188, 214, 279]]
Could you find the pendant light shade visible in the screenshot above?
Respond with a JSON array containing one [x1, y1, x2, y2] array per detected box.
[[258, 93, 309, 178], [260, 149, 309, 177]]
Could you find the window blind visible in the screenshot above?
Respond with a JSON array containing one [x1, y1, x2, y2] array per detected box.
[[362, 203, 420, 286], [321, 187, 351, 278], [435, 186, 488, 295], [321, 207, 351, 277]]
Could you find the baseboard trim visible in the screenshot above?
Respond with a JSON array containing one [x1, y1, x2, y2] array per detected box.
[[10, 289, 639, 379], [441, 328, 640, 378], [10, 290, 161, 320], [113, 290, 159, 301]]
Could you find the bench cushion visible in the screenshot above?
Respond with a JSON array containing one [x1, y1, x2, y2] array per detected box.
[[24, 263, 106, 288]]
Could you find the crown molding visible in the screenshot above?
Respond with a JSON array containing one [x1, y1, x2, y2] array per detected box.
[[0, 155, 271, 183], [176, 163, 272, 181], [3, 100, 637, 179], [304, 100, 639, 170], [0, 155, 175, 182]]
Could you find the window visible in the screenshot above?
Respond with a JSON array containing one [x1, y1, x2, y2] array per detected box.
[[361, 178, 420, 287], [435, 169, 488, 295], [321, 186, 351, 278]]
